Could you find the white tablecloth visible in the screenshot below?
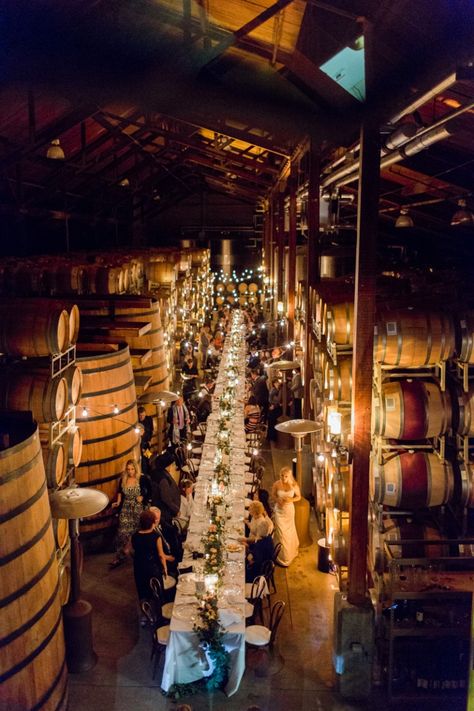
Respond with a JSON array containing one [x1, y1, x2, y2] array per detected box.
[[161, 318, 248, 696]]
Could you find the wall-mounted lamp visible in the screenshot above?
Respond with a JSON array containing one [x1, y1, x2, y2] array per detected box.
[[451, 198, 474, 227], [328, 408, 342, 436], [395, 208, 414, 228], [46, 138, 65, 160], [277, 301, 284, 314]]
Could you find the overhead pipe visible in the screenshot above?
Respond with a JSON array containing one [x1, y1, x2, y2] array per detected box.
[[322, 101, 474, 189]]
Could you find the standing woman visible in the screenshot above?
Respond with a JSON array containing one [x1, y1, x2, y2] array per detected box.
[[130, 510, 170, 603], [110, 459, 152, 568], [271, 466, 301, 566]]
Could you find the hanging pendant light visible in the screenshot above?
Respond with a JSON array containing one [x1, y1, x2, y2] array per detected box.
[[450, 198, 474, 227], [395, 208, 414, 228], [46, 138, 65, 160]]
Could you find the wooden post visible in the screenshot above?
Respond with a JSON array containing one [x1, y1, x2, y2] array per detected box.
[[277, 191, 285, 305], [287, 163, 297, 341], [303, 144, 320, 418], [348, 63, 380, 606]]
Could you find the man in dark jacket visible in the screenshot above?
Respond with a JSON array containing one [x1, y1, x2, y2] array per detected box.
[[250, 369, 269, 421], [150, 450, 181, 525]]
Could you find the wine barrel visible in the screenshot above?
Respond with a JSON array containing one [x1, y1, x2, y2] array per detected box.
[[73, 296, 169, 393], [312, 467, 328, 519], [248, 282, 258, 293], [238, 282, 247, 293], [325, 301, 354, 346], [49, 263, 86, 295], [215, 282, 225, 294], [325, 507, 350, 567], [324, 357, 352, 402], [216, 296, 225, 306], [452, 460, 474, 508], [67, 303, 80, 346], [370, 451, 454, 508], [64, 364, 83, 406], [52, 518, 69, 550], [456, 384, 474, 436], [374, 309, 455, 366], [0, 301, 69, 356], [382, 517, 449, 560], [64, 426, 83, 467], [75, 344, 140, 536], [147, 261, 176, 285], [456, 311, 474, 363], [41, 442, 66, 488], [58, 564, 71, 607], [373, 379, 452, 439], [0, 422, 68, 710], [0, 371, 68, 423], [328, 459, 351, 512]]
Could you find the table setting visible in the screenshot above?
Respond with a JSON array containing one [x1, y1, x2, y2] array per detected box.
[[161, 312, 250, 697]]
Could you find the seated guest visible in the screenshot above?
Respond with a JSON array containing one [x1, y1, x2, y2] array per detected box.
[[150, 506, 179, 576], [176, 479, 194, 532], [267, 378, 282, 441], [252, 487, 273, 518], [244, 395, 261, 434], [241, 501, 274, 582]]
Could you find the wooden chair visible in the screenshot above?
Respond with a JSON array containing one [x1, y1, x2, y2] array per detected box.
[[245, 600, 286, 647], [149, 576, 174, 621], [244, 574, 267, 625], [140, 599, 170, 678]]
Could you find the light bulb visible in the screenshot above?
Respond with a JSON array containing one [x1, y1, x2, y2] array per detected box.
[[113, 404, 119, 414], [81, 407, 88, 418]]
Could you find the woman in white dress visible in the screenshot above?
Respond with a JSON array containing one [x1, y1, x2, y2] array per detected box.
[[271, 466, 301, 566]]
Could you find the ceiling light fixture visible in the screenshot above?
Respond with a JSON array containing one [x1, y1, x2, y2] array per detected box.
[[46, 138, 65, 160], [450, 198, 474, 227], [395, 208, 414, 228]]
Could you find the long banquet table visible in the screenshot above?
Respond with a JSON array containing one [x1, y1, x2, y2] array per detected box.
[[161, 314, 249, 696]]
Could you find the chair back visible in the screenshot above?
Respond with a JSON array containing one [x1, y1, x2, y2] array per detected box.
[[261, 559, 275, 585], [174, 445, 186, 470], [272, 542, 282, 564], [249, 575, 266, 601], [149, 576, 163, 601], [141, 599, 158, 628], [269, 600, 285, 645], [172, 517, 184, 538]]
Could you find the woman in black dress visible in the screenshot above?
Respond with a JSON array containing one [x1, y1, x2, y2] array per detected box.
[[130, 510, 170, 601]]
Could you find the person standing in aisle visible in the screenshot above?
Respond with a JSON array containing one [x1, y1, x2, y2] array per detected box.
[[267, 377, 282, 441], [168, 396, 190, 445], [109, 459, 152, 568], [290, 368, 303, 419], [271, 466, 300, 566], [198, 324, 211, 372], [250, 369, 269, 422]]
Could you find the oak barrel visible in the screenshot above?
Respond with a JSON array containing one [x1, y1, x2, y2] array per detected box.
[[0, 300, 69, 357], [75, 344, 140, 535], [456, 384, 474, 436], [0, 420, 68, 710], [58, 564, 71, 607], [146, 261, 176, 285], [0, 370, 68, 423], [382, 517, 449, 560], [41, 442, 66, 489], [374, 309, 455, 366], [324, 357, 352, 402], [52, 518, 69, 550], [373, 379, 452, 439], [325, 301, 354, 346], [325, 506, 350, 567], [370, 451, 454, 508], [64, 426, 83, 467], [64, 364, 83, 406], [456, 311, 474, 363]]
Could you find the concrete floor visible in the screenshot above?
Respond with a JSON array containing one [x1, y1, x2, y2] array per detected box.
[[67, 444, 444, 711]]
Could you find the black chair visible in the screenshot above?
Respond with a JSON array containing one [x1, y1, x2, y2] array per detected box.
[[140, 600, 170, 678], [245, 600, 286, 647], [269, 542, 283, 593], [149, 576, 174, 621]]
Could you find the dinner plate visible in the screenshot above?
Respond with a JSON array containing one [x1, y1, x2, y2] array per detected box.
[[173, 604, 199, 621]]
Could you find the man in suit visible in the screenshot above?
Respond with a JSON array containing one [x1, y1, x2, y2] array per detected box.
[[250, 369, 269, 422], [150, 450, 181, 525]]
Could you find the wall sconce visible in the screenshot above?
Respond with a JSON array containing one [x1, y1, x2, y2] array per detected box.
[[47, 138, 65, 160], [277, 301, 284, 314], [328, 408, 342, 436]]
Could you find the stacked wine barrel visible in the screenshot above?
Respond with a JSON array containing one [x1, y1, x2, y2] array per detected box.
[[0, 414, 68, 710], [309, 277, 474, 579]]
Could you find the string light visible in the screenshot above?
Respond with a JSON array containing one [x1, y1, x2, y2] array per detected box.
[[113, 404, 119, 414], [81, 406, 88, 418]]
